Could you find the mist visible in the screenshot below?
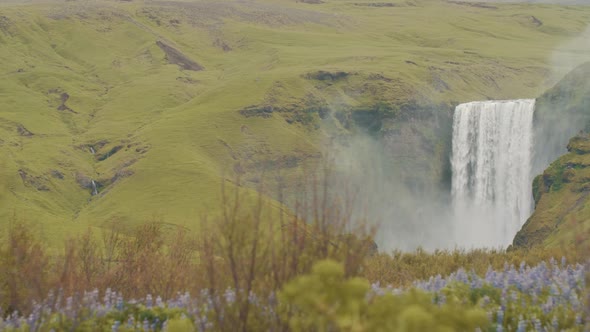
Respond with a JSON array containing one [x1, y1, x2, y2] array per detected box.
[[329, 132, 456, 252], [328, 23, 590, 253], [548, 24, 590, 82], [532, 24, 590, 176]]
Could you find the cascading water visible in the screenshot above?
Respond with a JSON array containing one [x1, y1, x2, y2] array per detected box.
[[451, 99, 535, 248], [91, 180, 98, 196]]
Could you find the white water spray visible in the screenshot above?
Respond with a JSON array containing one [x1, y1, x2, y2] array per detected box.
[[90, 146, 95, 154], [451, 99, 535, 248]]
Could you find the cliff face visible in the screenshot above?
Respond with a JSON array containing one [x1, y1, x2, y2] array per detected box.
[[513, 62, 590, 249], [514, 134, 590, 248], [532, 62, 590, 176]]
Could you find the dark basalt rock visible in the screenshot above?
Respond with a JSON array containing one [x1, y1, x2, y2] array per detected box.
[[18, 169, 50, 191], [305, 70, 350, 81], [354, 2, 397, 7], [239, 105, 274, 118], [50, 170, 64, 180], [56, 92, 76, 113], [97, 145, 123, 161], [156, 40, 204, 71], [17, 125, 33, 137]]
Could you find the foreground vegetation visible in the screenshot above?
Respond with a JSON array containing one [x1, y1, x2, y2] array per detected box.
[[0, 225, 587, 331], [1, 258, 587, 331], [0, 180, 588, 331]]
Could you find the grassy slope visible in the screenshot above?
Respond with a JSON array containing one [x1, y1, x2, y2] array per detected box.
[[0, 0, 589, 244], [514, 134, 590, 249]]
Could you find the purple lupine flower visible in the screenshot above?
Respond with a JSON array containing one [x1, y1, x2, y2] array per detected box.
[[26, 314, 35, 329], [542, 296, 554, 314], [370, 282, 382, 295], [551, 316, 558, 330], [224, 288, 236, 304], [146, 294, 153, 309], [532, 315, 542, 332], [470, 271, 483, 289], [496, 308, 504, 326], [104, 288, 112, 309], [248, 290, 258, 305], [456, 268, 469, 284], [66, 296, 73, 313], [9, 313, 20, 329], [510, 290, 518, 302], [116, 296, 124, 311], [112, 320, 120, 332], [516, 316, 527, 332], [482, 295, 490, 306]]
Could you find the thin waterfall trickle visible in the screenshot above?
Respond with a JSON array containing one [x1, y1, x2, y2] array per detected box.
[[451, 99, 535, 248], [91, 180, 98, 196]]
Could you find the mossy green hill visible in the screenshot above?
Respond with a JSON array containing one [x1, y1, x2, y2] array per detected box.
[[1, 0, 589, 244], [514, 132, 590, 249]]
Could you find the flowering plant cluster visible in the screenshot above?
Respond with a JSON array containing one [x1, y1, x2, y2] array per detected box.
[[0, 258, 586, 331], [412, 257, 587, 331]]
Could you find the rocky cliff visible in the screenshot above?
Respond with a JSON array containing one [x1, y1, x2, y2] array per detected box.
[[513, 62, 590, 248]]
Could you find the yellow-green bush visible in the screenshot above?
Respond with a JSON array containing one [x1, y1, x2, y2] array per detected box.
[[279, 260, 489, 332]]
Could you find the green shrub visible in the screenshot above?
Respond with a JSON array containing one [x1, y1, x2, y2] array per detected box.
[[279, 260, 490, 332]]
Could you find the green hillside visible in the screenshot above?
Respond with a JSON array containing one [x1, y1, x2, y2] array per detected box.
[[1, 0, 590, 244], [514, 132, 590, 249]]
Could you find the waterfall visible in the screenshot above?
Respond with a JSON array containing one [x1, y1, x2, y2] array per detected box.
[[90, 146, 95, 154], [451, 99, 535, 248], [91, 180, 98, 196]]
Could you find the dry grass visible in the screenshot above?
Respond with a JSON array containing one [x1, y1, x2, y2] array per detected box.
[[362, 246, 585, 288], [0, 173, 376, 325]]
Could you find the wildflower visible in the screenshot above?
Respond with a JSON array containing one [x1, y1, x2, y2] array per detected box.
[[116, 296, 124, 311], [516, 316, 527, 332], [222, 288, 235, 304], [112, 320, 121, 332], [496, 308, 504, 326], [104, 288, 112, 308], [532, 315, 542, 331], [551, 316, 558, 330]]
